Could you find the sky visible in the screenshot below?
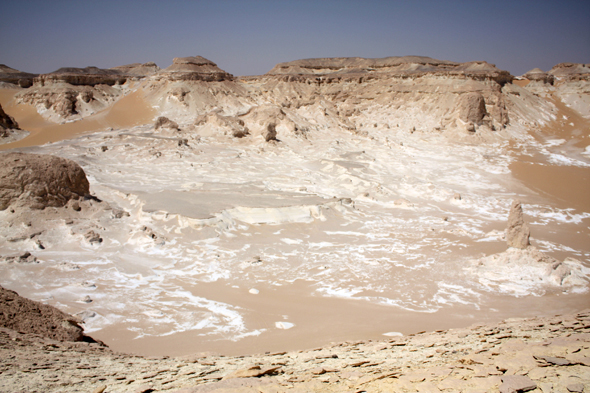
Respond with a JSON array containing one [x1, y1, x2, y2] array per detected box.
[[1, 0, 589, 77]]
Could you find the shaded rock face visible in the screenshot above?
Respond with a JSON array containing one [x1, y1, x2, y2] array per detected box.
[[155, 116, 180, 131], [506, 200, 530, 249], [0, 285, 84, 342], [457, 92, 487, 125], [0, 152, 90, 210], [0, 103, 20, 136]]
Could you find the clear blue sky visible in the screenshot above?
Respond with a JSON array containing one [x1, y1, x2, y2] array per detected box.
[[1, 0, 588, 76]]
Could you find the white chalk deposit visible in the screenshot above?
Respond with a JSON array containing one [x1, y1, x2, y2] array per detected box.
[[0, 56, 588, 356]]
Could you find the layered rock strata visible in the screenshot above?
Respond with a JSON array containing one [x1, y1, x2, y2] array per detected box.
[[0, 309, 588, 392], [0, 64, 38, 88]]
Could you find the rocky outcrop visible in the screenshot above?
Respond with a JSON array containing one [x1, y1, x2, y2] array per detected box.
[[0, 64, 38, 88], [194, 112, 249, 138], [155, 116, 180, 131], [1, 309, 589, 392], [549, 63, 590, 81], [506, 200, 530, 249], [522, 68, 554, 85], [0, 153, 90, 210], [159, 56, 233, 82], [16, 83, 125, 121], [0, 285, 84, 342], [0, 103, 19, 137], [457, 92, 487, 126], [34, 66, 129, 87]]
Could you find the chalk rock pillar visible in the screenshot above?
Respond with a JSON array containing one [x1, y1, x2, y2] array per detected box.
[[506, 200, 530, 249]]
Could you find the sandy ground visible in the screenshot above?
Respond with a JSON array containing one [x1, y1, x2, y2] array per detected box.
[[0, 82, 589, 359], [0, 89, 155, 150]]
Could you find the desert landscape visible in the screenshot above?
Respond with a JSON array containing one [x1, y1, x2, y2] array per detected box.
[[0, 52, 589, 391]]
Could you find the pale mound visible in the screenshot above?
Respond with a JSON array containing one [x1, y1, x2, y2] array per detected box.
[[0, 152, 90, 210], [0, 285, 84, 342]]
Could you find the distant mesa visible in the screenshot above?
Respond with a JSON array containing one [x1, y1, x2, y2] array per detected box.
[[160, 56, 233, 81], [109, 61, 161, 77], [35, 62, 160, 87], [266, 56, 513, 85], [0, 64, 38, 88]]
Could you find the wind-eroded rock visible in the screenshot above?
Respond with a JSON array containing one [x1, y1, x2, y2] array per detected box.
[[155, 116, 180, 131], [506, 200, 530, 249], [457, 92, 487, 125], [0, 285, 84, 342], [0, 152, 90, 210], [523, 68, 554, 85]]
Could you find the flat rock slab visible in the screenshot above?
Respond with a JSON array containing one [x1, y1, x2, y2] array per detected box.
[[500, 375, 537, 393]]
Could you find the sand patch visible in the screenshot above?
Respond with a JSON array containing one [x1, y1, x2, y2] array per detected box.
[[0, 89, 155, 150]]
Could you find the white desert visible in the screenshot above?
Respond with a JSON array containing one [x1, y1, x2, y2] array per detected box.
[[0, 56, 589, 392]]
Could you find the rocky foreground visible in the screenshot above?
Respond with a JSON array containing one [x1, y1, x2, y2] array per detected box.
[[0, 308, 588, 392]]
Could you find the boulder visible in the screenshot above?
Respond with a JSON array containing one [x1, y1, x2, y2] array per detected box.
[[0, 152, 90, 210], [506, 200, 530, 249], [457, 92, 487, 125], [0, 285, 84, 342]]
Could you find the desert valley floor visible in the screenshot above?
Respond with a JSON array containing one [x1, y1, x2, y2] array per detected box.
[[0, 56, 589, 369]]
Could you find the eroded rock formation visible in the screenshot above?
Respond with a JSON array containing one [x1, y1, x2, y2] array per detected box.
[[0, 103, 19, 136], [506, 200, 530, 249], [0, 152, 90, 210]]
